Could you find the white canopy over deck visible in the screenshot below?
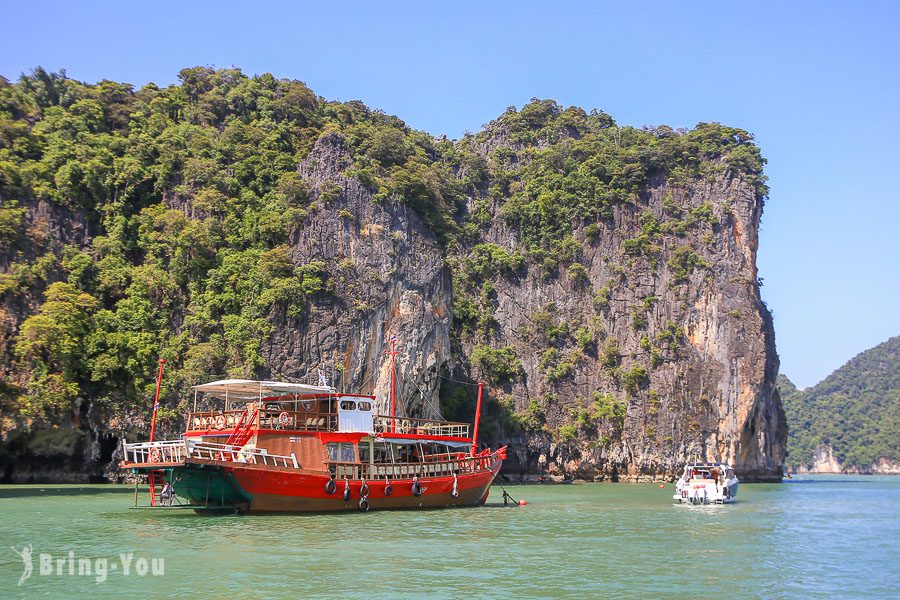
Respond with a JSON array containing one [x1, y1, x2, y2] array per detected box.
[[192, 379, 336, 401]]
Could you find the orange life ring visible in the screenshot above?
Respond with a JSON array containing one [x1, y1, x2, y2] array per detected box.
[[278, 412, 290, 427], [149, 448, 161, 463], [214, 415, 226, 430]]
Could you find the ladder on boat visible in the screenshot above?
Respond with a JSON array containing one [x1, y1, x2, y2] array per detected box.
[[225, 405, 258, 448], [145, 468, 168, 507]]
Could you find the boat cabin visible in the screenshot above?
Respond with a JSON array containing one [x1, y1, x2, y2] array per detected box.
[[680, 463, 736, 483], [182, 379, 476, 479]]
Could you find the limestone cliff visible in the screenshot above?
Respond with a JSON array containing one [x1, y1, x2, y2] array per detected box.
[[264, 132, 452, 416], [0, 69, 785, 482], [445, 117, 785, 482]]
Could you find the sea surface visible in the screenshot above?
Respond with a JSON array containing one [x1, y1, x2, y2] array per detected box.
[[1, 475, 898, 598]]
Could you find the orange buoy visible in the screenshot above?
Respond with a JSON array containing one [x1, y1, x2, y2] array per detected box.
[[519, 499, 527, 506], [658, 483, 665, 488]]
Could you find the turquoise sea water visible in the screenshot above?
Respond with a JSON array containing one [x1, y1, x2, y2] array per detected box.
[[1, 475, 898, 598]]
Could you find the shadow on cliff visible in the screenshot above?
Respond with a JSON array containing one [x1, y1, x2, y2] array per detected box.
[[0, 427, 120, 484]]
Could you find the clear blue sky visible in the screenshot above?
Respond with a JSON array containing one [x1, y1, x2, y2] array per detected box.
[[2, 1, 898, 388]]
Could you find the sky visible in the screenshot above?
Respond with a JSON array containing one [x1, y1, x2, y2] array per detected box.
[[2, 1, 897, 388]]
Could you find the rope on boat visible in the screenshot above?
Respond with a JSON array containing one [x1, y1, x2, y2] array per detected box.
[[495, 480, 521, 507]]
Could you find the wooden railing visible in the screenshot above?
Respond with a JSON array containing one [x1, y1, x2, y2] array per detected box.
[[185, 409, 468, 438], [186, 409, 337, 432], [327, 454, 495, 480], [122, 439, 189, 464], [258, 410, 337, 431], [187, 410, 252, 431], [123, 439, 499, 479], [373, 415, 470, 438], [122, 439, 299, 469], [188, 441, 299, 468]]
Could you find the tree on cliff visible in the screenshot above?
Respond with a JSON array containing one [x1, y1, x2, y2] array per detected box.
[[0, 67, 782, 480]]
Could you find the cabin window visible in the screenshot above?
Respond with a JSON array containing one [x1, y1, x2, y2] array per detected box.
[[358, 441, 371, 464], [357, 401, 372, 412], [340, 400, 357, 410], [392, 443, 423, 463], [373, 443, 392, 463], [326, 442, 357, 462]]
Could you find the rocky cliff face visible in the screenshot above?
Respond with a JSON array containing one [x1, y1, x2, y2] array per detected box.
[[258, 119, 786, 481], [0, 70, 785, 482], [263, 132, 452, 416], [446, 123, 785, 482], [793, 446, 900, 475]]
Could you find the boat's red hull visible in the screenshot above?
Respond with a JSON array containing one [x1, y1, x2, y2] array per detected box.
[[129, 450, 504, 513], [231, 467, 496, 512]]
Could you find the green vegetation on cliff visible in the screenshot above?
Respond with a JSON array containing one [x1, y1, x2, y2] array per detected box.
[[779, 336, 899, 470], [1, 67, 768, 434], [0, 67, 465, 420]]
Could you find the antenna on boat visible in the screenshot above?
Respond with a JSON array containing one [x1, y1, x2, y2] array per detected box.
[[384, 337, 399, 433]]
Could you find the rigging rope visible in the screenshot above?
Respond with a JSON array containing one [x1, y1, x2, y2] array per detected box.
[[437, 374, 481, 387], [406, 374, 445, 420]]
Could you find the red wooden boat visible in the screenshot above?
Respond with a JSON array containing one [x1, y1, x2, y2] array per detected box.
[[121, 355, 506, 513]]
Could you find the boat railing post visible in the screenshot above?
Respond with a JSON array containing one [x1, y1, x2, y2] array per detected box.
[[291, 453, 298, 468]]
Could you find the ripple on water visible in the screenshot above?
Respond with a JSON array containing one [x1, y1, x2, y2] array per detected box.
[[1, 477, 898, 599]]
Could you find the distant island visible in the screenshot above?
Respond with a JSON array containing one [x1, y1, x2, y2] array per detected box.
[[779, 336, 899, 474]]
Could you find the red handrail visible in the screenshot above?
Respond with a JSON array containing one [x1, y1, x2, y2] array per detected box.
[[226, 405, 257, 447]]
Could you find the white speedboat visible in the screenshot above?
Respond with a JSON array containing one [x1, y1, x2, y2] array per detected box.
[[674, 463, 739, 505]]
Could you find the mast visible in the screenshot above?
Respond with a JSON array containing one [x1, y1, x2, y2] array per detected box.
[[471, 381, 483, 456], [149, 358, 166, 443], [385, 337, 399, 433], [148, 358, 166, 508]]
